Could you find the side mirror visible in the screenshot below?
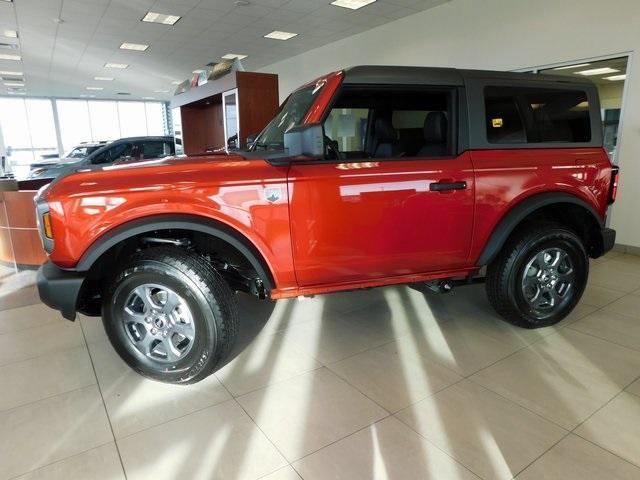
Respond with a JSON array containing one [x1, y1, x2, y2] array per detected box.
[[284, 123, 324, 159]]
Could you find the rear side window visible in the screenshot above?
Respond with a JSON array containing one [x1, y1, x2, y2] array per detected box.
[[485, 86, 591, 144]]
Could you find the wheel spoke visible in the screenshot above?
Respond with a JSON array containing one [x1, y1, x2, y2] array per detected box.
[[136, 332, 156, 355], [133, 285, 157, 312], [162, 338, 180, 362], [162, 290, 181, 315]]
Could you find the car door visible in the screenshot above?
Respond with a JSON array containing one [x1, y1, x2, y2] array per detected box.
[[288, 85, 475, 287]]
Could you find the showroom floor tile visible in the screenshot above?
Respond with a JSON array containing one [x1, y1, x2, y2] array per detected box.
[[1, 251, 640, 479]]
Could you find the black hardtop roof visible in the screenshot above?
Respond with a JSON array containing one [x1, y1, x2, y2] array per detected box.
[[342, 65, 594, 87]]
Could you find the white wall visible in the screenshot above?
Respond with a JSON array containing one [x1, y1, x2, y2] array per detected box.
[[260, 0, 640, 248]]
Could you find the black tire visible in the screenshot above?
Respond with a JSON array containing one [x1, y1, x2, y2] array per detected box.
[[103, 247, 238, 384], [486, 221, 588, 328]]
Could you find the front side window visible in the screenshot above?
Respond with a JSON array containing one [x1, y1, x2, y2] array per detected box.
[[485, 86, 591, 144], [253, 84, 324, 150], [92, 143, 132, 164], [323, 87, 453, 160]]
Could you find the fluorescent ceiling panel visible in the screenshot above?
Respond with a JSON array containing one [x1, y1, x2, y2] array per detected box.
[[553, 63, 590, 70], [2, 30, 18, 38], [120, 43, 149, 51], [577, 67, 619, 76], [222, 53, 248, 60], [264, 31, 298, 40], [142, 11, 181, 25], [605, 74, 626, 81], [0, 53, 20, 60], [105, 63, 129, 69], [94, 76, 114, 81], [331, 0, 376, 9], [86, 86, 103, 90]]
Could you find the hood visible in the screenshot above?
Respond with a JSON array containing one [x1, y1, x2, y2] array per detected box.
[[42, 153, 276, 199]]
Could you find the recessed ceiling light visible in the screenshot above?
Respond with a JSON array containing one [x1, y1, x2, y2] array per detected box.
[[577, 67, 619, 76], [86, 86, 103, 91], [154, 89, 169, 93], [171, 81, 181, 85], [3, 81, 23, 87], [79, 94, 95, 98], [2, 30, 17, 38], [553, 63, 590, 71], [0, 53, 21, 61], [605, 74, 627, 81], [142, 96, 156, 100], [0, 70, 21, 76], [264, 30, 297, 40], [330, 0, 376, 9], [8, 91, 25, 95], [120, 42, 149, 51], [222, 53, 248, 60], [142, 11, 181, 25], [105, 63, 129, 69], [94, 76, 114, 81]]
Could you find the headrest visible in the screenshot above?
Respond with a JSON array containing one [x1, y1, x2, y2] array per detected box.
[[374, 117, 397, 143], [424, 111, 447, 143]]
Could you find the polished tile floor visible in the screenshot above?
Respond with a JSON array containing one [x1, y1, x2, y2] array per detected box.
[[1, 251, 639, 479]]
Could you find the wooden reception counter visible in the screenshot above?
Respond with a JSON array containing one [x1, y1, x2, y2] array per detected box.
[[0, 179, 50, 271]]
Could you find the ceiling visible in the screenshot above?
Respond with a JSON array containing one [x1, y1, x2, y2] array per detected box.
[[0, 0, 449, 101]]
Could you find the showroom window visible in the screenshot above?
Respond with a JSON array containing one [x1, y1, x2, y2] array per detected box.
[[0, 98, 58, 178], [484, 86, 591, 144], [56, 99, 167, 153], [324, 87, 452, 159]]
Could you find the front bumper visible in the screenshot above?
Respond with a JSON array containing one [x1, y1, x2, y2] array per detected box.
[[601, 227, 616, 255], [37, 261, 85, 321]]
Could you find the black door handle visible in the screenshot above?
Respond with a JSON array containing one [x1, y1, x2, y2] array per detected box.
[[429, 181, 467, 192]]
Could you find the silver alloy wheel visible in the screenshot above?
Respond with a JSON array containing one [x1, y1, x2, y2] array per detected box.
[[122, 283, 195, 363], [521, 248, 575, 313]]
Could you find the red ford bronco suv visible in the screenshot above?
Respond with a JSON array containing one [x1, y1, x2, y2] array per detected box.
[[36, 66, 618, 384]]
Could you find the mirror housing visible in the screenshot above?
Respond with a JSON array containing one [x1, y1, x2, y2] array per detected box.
[[284, 123, 324, 159]]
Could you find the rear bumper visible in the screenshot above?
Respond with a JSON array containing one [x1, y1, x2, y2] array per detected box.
[[37, 261, 85, 321], [601, 227, 616, 255]]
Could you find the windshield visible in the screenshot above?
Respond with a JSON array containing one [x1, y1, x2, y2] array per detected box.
[[65, 145, 100, 159], [253, 84, 323, 150]]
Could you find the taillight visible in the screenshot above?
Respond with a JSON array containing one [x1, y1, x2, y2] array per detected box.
[[608, 166, 619, 204]]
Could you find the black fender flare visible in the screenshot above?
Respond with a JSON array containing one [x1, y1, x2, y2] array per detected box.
[[75, 214, 275, 291], [477, 192, 604, 266]]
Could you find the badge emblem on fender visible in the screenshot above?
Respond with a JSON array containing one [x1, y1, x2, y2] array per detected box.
[[264, 187, 282, 203]]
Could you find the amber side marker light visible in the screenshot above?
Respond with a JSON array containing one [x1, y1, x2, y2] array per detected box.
[[608, 166, 620, 204], [43, 212, 53, 238]]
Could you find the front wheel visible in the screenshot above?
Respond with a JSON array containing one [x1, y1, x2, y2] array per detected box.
[[103, 247, 238, 384], [486, 222, 588, 328]]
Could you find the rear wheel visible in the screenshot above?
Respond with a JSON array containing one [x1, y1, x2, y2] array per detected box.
[[103, 247, 238, 384], [486, 222, 588, 328]]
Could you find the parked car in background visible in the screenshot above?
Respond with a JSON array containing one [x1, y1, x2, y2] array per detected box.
[[27, 137, 175, 180], [28, 142, 110, 173]]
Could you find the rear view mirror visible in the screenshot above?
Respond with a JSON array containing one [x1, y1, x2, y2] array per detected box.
[[284, 123, 324, 159]]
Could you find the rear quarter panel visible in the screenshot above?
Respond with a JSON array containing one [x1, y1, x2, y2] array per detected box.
[[469, 147, 612, 264]]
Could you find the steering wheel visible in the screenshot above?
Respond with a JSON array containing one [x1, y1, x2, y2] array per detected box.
[[324, 136, 343, 160]]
